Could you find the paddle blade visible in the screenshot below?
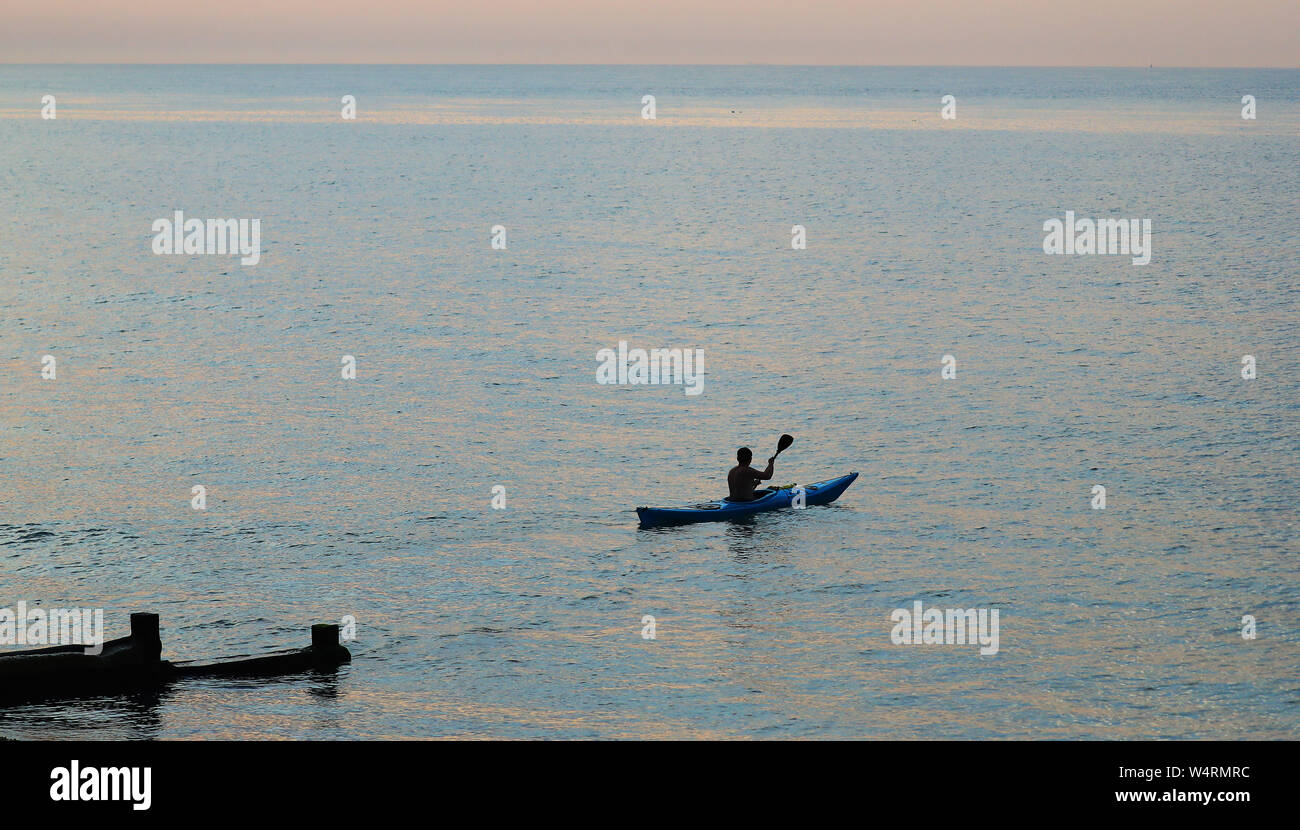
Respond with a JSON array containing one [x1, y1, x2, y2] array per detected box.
[[775, 434, 794, 455]]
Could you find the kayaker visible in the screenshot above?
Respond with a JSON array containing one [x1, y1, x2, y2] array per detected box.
[[727, 447, 775, 502]]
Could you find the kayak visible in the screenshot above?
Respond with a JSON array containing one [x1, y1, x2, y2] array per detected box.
[[637, 472, 859, 528]]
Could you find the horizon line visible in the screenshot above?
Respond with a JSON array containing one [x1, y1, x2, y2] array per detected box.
[[4, 62, 1299, 70]]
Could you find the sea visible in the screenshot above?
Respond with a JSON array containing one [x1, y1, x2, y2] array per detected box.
[[0, 66, 1296, 738]]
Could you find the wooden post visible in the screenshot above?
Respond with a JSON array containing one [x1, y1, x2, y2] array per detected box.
[[311, 623, 339, 651], [130, 612, 162, 660]]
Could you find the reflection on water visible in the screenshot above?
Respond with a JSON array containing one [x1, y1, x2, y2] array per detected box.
[[0, 689, 167, 741]]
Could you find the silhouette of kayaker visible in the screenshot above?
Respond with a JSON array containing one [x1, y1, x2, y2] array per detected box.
[[727, 447, 775, 502]]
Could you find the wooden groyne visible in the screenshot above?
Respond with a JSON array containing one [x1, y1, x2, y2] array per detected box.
[[172, 624, 352, 679], [0, 613, 350, 705], [0, 613, 168, 702]]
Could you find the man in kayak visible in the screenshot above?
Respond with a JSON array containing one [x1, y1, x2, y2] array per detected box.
[[727, 447, 775, 502]]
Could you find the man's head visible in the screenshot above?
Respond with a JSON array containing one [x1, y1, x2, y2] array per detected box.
[[737, 447, 752, 465]]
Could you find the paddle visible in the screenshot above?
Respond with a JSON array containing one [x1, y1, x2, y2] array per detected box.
[[755, 434, 794, 495], [773, 433, 794, 459]]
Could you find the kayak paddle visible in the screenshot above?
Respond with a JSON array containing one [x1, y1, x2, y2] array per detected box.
[[773, 433, 794, 459]]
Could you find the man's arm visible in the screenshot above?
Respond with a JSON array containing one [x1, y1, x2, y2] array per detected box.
[[754, 458, 775, 481]]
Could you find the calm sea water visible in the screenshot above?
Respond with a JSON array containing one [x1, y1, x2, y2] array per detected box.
[[1, 66, 1297, 739]]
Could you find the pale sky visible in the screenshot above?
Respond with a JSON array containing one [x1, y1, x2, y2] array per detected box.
[[3, 0, 1297, 66]]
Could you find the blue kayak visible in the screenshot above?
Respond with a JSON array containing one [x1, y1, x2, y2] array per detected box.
[[637, 472, 859, 528]]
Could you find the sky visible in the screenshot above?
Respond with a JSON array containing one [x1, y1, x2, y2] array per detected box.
[[2, 0, 1297, 66]]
